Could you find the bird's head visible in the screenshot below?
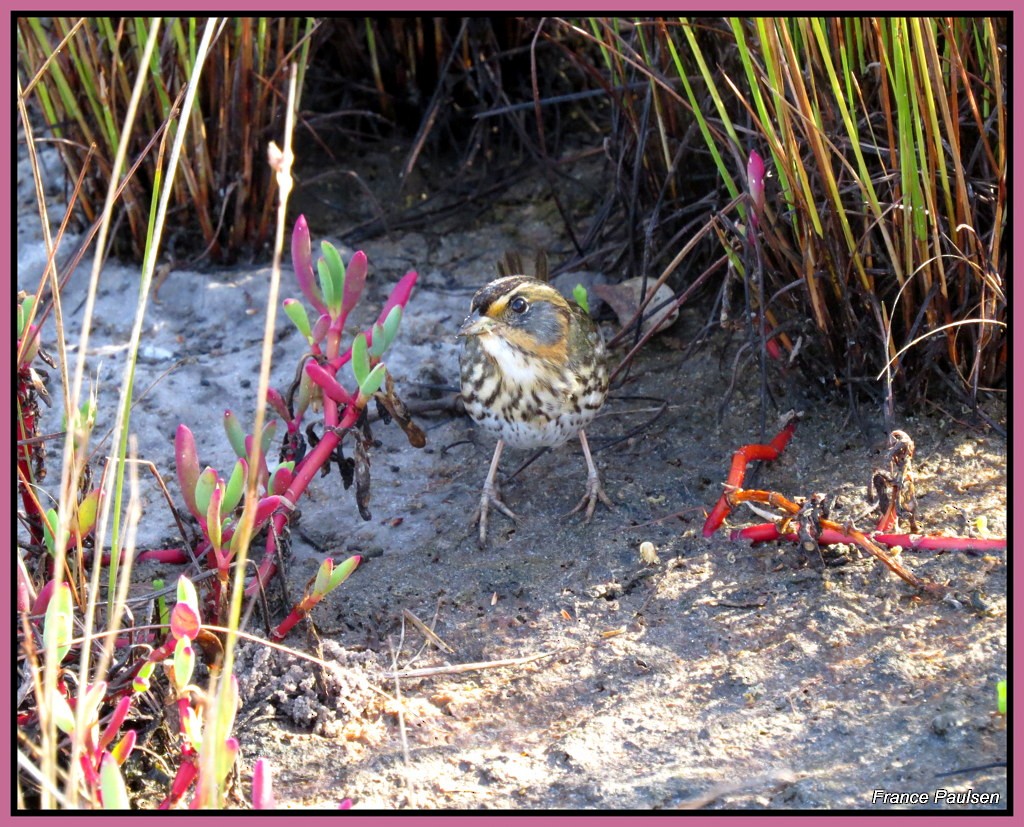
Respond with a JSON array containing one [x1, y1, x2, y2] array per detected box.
[[458, 276, 574, 362]]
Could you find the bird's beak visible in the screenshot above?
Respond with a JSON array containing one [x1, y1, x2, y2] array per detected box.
[[458, 311, 491, 338]]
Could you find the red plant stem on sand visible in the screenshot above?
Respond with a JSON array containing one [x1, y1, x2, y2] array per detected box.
[[703, 419, 797, 536], [871, 533, 1006, 553], [270, 599, 314, 642], [725, 489, 948, 595], [733, 523, 1006, 554]]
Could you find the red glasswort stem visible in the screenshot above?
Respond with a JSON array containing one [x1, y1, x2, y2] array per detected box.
[[730, 523, 784, 543], [90, 548, 192, 566], [17, 371, 45, 545], [99, 696, 132, 752], [872, 533, 1007, 553], [247, 398, 365, 595], [137, 548, 194, 564], [270, 598, 314, 642], [703, 420, 797, 536], [159, 750, 197, 809], [732, 524, 862, 546], [732, 523, 1006, 555], [80, 753, 101, 792]]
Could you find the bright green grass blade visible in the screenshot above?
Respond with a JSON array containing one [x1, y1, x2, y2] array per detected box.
[[808, 18, 900, 281], [671, 20, 740, 207], [755, 19, 822, 238]]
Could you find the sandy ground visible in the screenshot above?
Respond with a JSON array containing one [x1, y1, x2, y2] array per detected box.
[[18, 146, 1008, 811]]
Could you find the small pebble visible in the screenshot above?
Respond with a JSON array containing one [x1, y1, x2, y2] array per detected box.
[[639, 541, 660, 565]]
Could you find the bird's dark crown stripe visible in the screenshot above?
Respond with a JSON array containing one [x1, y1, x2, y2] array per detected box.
[[471, 276, 535, 315]]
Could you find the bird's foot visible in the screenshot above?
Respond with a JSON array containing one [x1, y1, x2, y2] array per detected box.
[[565, 471, 615, 522], [472, 480, 519, 547]]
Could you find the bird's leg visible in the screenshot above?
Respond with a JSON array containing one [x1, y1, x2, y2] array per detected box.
[[567, 429, 615, 521], [472, 439, 519, 546]]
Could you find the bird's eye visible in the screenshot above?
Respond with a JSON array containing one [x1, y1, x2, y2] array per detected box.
[[509, 296, 529, 314]]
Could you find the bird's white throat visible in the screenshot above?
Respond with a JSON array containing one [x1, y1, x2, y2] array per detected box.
[[478, 332, 542, 386]]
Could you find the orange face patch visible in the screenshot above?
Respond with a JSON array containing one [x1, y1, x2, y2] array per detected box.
[[500, 323, 569, 363]]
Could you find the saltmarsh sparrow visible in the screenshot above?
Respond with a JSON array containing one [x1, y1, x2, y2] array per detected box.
[[458, 275, 613, 546]]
